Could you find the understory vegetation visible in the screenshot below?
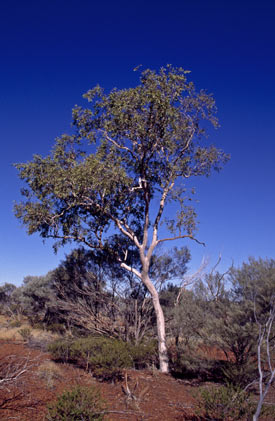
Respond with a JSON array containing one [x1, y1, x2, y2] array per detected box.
[[1, 254, 275, 419]]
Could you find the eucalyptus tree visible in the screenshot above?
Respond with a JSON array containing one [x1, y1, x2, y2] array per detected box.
[[14, 65, 229, 372]]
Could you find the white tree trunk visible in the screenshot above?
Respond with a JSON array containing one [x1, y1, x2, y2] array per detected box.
[[142, 274, 169, 373]]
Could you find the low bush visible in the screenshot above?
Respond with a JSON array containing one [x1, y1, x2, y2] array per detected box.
[[49, 337, 132, 382], [48, 336, 158, 381], [168, 343, 215, 380], [48, 339, 73, 363], [220, 359, 258, 388], [194, 384, 255, 420], [128, 340, 158, 369], [83, 337, 132, 382], [18, 327, 32, 341], [46, 385, 105, 420]]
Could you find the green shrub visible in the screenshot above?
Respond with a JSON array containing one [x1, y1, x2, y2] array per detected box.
[[86, 337, 132, 382], [48, 339, 74, 363], [194, 384, 255, 420], [168, 343, 214, 380], [128, 340, 158, 369], [46, 385, 105, 420], [220, 359, 258, 388], [49, 337, 132, 382]]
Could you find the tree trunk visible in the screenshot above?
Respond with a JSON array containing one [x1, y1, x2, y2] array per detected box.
[[142, 274, 169, 373]]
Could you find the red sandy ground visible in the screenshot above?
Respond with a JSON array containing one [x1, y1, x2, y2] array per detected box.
[[0, 341, 274, 421]]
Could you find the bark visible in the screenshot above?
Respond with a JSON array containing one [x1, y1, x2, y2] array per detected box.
[[142, 273, 169, 373], [121, 236, 169, 371]]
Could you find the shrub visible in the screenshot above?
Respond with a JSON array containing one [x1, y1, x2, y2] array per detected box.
[[85, 337, 132, 382], [46, 385, 105, 420], [220, 359, 258, 388], [128, 340, 158, 369], [49, 337, 132, 382], [48, 339, 74, 363], [194, 384, 255, 420], [18, 327, 32, 341], [168, 343, 214, 380]]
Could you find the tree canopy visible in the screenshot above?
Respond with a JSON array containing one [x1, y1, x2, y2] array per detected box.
[[15, 65, 228, 255]]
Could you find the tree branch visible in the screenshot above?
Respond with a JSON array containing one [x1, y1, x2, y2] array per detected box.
[[157, 234, 205, 246], [120, 262, 142, 280]]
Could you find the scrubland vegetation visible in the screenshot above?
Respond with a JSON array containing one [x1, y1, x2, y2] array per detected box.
[[0, 254, 274, 419]]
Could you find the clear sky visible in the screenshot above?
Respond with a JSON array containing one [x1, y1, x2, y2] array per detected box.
[[1, 0, 275, 286]]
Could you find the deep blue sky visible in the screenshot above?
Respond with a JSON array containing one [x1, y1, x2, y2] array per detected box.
[[1, 0, 275, 285]]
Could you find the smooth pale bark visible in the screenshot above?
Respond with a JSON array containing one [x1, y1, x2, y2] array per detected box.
[[142, 273, 169, 373]]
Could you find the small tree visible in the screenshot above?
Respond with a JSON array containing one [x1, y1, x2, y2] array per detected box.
[[15, 273, 55, 324], [230, 257, 275, 420], [48, 247, 115, 336], [14, 65, 228, 372], [0, 283, 17, 316]]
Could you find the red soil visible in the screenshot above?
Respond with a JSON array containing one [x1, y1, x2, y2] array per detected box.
[[0, 341, 274, 420]]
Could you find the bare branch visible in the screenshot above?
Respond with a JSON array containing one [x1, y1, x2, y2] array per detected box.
[[157, 234, 205, 246], [0, 354, 41, 391], [253, 296, 275, 421], [176, 257, 209, 305], [120, 262, 142, 280]]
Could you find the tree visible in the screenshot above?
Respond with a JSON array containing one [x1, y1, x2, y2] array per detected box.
[[229, 257, 275, 419], [14, 65, 229, 372], [0, 283, 17, 316], [9, 273, 55, 324], [48, 247, 121, 336]]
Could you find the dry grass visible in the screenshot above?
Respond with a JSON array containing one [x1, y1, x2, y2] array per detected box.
[[0, 315, 59, 342], [36, 360, 64, 389]]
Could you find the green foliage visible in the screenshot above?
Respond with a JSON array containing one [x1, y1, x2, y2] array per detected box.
[[231, 257, 275, 323], [195, 384, 255, 420], [168, 343, 215, 380], [49, 337, 132, 382], [15, 66, 228, 255], [0, 283, 17, 315], [127, 340, 158, 369], [46, 385, 105, 420], [48, 336, 158, 380], [220, 359, 258, 388], [206, 300, 258, 387], [48, 339, 74, 363], [150, 247, 191, 286], [12, 273, 55, 324], [163, 288, 205, 346]]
